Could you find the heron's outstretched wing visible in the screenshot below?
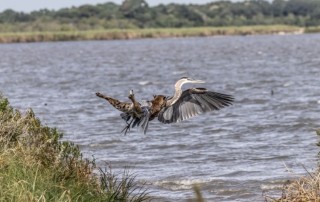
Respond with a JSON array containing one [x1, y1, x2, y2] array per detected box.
[[158, 88, 234, 124]]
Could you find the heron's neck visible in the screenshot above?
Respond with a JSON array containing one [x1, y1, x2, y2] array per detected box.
[[167, 81, 184, 106]]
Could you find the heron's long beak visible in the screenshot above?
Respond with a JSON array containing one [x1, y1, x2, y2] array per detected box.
[[192, 79, 205, 84]]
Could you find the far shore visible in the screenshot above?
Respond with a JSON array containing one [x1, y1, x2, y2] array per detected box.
[[0, 25, 313, 43]]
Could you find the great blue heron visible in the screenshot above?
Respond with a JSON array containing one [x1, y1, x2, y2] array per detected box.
[[96, 77, 234, 134]]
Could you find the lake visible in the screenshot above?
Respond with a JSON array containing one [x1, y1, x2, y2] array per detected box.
[[1, 34, 320, 201]]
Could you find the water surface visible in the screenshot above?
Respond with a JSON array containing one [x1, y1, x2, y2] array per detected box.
[[1, 34, 320, 201]]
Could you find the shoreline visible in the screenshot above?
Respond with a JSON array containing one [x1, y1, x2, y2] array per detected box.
[[0, 25, 307, 43], [0, 94, 150, 201]]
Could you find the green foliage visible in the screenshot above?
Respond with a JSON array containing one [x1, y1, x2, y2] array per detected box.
[[0, 97, 10, 112], [0, 0, 320, 32], [0, 94, 150, 201], [316, 129, 320, 147], [99, 166, 150, 201]]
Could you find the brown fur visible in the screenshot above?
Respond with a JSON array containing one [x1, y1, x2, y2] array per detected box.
[[150, 95, 167, 120], [128, 93, 143, 118], [96, 92, 167, 121]]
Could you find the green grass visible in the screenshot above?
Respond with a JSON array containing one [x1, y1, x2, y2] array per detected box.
[[0, 25, 304, 43], [305, 26, 320, 33], [0, 94, 149, 201]]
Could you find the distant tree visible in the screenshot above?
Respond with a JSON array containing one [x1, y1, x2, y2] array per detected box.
[[272, 0, 286, 17], [284, 0, 317, 16], [1, 0, 320, 31], [0, 9, 32, 23], [120, 0, 149, 18], [77, 5, 100, 18], [96, 3, 120, 19], [119, 0, 151, 27]]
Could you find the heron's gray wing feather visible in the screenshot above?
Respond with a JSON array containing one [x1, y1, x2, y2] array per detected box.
[[121, 105, 151, 134], [158, 88, 233, 124], [130, 106, 151, 134], [140, 106, 151, 134]]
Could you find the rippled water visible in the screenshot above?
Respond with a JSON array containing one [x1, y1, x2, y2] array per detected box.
[[1, 34, 320, 201]]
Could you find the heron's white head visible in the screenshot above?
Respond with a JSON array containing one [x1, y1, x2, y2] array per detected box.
[[168, 77, 206, 105]]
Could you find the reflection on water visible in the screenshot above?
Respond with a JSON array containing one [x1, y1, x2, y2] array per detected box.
[[1, 34, 320, 201]]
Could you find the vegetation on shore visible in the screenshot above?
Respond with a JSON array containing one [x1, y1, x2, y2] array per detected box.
[[0, 0, 320, 43], [266, 171, 320, 201], [265, 129, 320, 201], [0, 94, 149, 201], [1, 0, 320, 31], [305, 26, 320, 34], [0, 25, 304, 43]]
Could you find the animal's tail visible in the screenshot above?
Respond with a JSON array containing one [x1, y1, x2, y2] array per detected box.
[[96, 92, 111, 100], [96, 92, 130, 112]]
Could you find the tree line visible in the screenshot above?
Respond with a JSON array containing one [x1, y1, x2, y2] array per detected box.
[[0, 0, 319, 32]]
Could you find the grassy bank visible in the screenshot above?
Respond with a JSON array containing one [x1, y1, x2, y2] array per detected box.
[[284, 170, 320, 202], [0, 95, 149, 201], [0, 25, 304, 43], [265, 129, 320, 201], [305, 26, 320, 33], [265, 169, 320, 201]]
